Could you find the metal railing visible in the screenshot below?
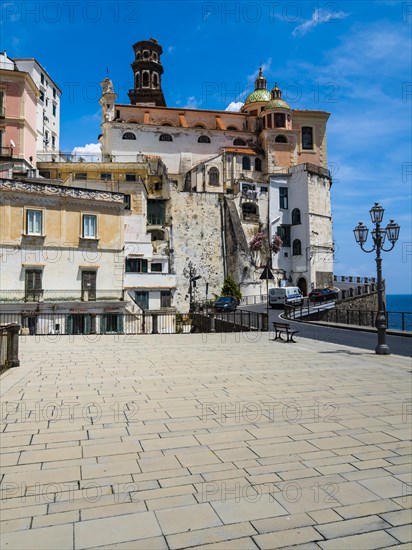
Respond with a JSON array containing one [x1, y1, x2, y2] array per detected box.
[[0, 311, 268, 336], [0, 289, 124, 303], [334, 275, 376, 284], [0, 324, 20, 370]]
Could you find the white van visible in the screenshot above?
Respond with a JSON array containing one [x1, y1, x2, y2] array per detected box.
[[269, 287, 303, 308]]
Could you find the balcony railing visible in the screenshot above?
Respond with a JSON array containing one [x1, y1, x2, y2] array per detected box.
[[0, 289, 124, 303], [147, 216, 165, 225], [0, 146, 12, 158]]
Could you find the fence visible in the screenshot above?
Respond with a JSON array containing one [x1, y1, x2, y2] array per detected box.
[[0, 324, 20, 370], [284, 305, 412, 332], [0, 311, 268, 336]]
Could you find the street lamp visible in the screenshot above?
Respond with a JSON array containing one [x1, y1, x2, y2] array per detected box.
[[353, 203, 400, 355]]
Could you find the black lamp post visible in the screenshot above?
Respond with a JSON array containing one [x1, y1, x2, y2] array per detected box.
[[353, 203, 400, 355]]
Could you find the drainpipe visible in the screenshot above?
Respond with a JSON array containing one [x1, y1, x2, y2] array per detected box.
[[220, 198, 227, 278]]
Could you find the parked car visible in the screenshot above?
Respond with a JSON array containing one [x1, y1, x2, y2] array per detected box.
[[268, 287, 304, 308], [308, 288, 338, 302], [213, 296, 239, 311]]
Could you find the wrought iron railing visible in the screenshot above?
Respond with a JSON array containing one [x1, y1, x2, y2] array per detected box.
[[0, 289, 124, 303]]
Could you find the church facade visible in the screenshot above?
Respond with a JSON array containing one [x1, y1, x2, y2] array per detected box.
[[99, 38, 334, 305]]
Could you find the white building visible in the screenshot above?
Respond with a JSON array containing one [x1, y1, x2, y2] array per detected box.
[[14, 58, 61, 157]]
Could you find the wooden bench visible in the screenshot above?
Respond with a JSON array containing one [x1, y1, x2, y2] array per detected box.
[[272, 322, 300, 343]]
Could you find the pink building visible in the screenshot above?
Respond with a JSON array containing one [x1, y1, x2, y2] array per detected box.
[[0, 51, 38, 173]]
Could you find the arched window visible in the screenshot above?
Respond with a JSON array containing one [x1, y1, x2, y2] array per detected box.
[[153, 73, 159, 88], [275, 135, 288, 143], [292, 208, 301, 225], [143, 50, 150, 59], [292, 239, 302, 256], [198, 135, 211, 143], [142, 71, 149, 87], [242, 156, 251, 170], [208, 167, 219, 185], [275, 113, 286, 128], [135, 73, 140, 88], [161, 122, 173, 126], [234, 138, 246, 146], [242, 203, 259, 221], [159, 133, 173, 141], [255, 158, 262, 171], [227, 126, 238, 131], [136, 52, 141, 60], [122, 132, 136, 140], [194, 124, 206, 129], [152, 52, 158, 61]]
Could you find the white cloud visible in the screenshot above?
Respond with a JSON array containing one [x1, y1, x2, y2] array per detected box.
[[292, 9, 349, 38], [71, 143, 101, 161], [247, 58, 272, 83], [184, 96, 201, 109], [225, 102, 243, 112]]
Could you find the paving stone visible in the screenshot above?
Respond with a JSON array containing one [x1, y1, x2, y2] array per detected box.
[[155, 502, 222, 535], [211, 496, 287, 523], [308, 509, 343, 524], [336, 499, 402, 519], [0, 517, 31, 533], [317, 530, 398, 549], [251, 512, 315, 534], [380, 509, 412, 526], [315, 514, 391, 538], [90, 537, 169, 549], [32, 510, 80, 528], [192, 537, 259, 549], [387, 525, 412, 543], [1, 524, 74, 549], [253, 526, 323, 549], [166, 521, 257, 550]]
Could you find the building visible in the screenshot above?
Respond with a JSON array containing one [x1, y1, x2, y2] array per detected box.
[[36, 156, 177, 312], [0, 52, 38, 175], [0, 177, 126, 334], [14, 58, 61, 157], [98, 39, 334, 304]]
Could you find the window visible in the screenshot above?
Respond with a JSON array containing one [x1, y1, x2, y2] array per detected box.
[[255, 158, 262, 171], [52, 104, 56, 117], [292, 208, 301, 225], [26, 210, 43, 235], [153, 73, 159, 87], [242, 156, 251, 170], [125, 258, 148, 273], [242, 203, 259, 221], [142, 71, 149, 87], [83, 214, 97, 238], [279, 187, 288, 209], [136, 73, 140, 88], [302, 127, 313, 150], [275, 135, 288, 143], [233, 138, 245, 146], [53, 87, 56, 99], [135, 291, 149, 310], [39, 170, 51, 179], [100, 172, 112, 181], [277, 225, 291, 247], [161, 290, 172, 308], [125, 173, 136, 182], [150, 262, 162, 272], [260, 186, 268, 193], [51, 135, 55, 148], [41, 73, 44, 84], [208, 167, 219, 185], [75, 172, 87, 181], [122, 132, 136, 140], [275, 113, 285, 128], [25, 269, 42, 301], [147, 200, 166, 224], [292, 239, 302, 256], [124, 194, 131, 210], [39, 91, 44, 102], [159, 133, 173, 141], [227, 126, 238, 131], [198, 135, 211, 143]]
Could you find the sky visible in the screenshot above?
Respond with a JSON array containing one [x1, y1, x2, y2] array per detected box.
[[2, 0, 411, 294]]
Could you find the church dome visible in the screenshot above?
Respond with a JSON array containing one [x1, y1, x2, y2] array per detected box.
[[244, 88, 272, 105], [264, 97, 290, 110]]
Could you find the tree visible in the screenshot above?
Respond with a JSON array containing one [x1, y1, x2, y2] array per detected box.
[[221, 275, 242, 300]]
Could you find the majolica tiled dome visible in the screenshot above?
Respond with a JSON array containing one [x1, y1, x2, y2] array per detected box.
[[264, 97, 290, 110], [244, 88, 272, 104]]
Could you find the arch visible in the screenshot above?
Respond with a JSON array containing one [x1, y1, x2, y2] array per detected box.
[[242, 202, 259, 221], [135, 73, 140, 88], [193, 123, 207, 129], [143, 50, 150, 59], [275, 135, 288, 143], [227, 125, 239, 131], [152, 51, 158, 61], [127, 119, 139, 123], [297, 277, 307, 296], [122, 132, 136, 140], [159, 133, 173, 141], [242, 156, 251, 170], [292, 208, 301, 225], [208, 167, 219, 185], [275, 113, 286, 128], [142, 71, 149, 87], [292, 239, 302, 256], [233, 137, 246, 146], [255, 158, 262, 171], [198, 135, 211, 143], [148, 229, 166, 241], [152, 73, 159, 88], [136, 52, 141, 60], [161, 121, 174, 126]]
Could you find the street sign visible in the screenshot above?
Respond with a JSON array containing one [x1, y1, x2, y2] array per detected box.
[[260, 267, 274, 280]]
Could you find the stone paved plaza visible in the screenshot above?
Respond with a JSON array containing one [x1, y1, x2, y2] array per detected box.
[[1, 333, 411, 549]]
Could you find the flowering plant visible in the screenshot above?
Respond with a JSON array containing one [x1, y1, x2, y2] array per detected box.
[[249, 231, 266, 252], [270, 235, 283, 254]]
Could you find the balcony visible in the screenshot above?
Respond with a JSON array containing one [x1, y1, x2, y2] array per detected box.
[[0, 106, 5, 118], [0, 146, 12, 158], [124, 272, 176, 289], [241, 189, 258, 201], [0, 289, 124, 303], [147, 216, 165, 226]]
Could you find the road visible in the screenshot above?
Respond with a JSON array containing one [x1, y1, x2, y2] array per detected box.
[[239, 303, 412, 358]]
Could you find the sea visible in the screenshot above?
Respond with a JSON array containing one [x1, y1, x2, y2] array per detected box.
[[386, 294, 412, 332]]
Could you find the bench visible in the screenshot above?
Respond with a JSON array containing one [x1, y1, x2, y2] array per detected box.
[[272, 322, 300, 343]]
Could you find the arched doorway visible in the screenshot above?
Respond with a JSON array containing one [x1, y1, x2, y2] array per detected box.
[[297, 277, 307, 296]]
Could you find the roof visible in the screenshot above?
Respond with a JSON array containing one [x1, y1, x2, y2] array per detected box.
[[244, 89, 272, 105], [223, 148, 256, 155], [264, 98, 291, 111], [13, 58, 62, 93]]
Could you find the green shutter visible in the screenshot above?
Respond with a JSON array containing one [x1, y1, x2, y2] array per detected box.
[[117, 314, 124, 334], [66, 315, 73, 335]]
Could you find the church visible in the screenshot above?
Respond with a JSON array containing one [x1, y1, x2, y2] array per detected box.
[[99, 38, 334, 303]]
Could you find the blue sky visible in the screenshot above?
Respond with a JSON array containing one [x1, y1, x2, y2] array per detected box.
[[2, 0, 411, 294]]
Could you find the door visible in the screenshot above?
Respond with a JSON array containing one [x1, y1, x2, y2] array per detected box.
[[25, 269, 42, 302], [297, 278, 307, 297], [82, 271, 96, 301]]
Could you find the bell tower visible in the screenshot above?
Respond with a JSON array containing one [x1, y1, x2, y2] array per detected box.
[[128, 38, 166, 106]]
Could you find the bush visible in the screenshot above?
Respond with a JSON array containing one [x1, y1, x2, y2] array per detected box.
[[221, 275, 242, 301]]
